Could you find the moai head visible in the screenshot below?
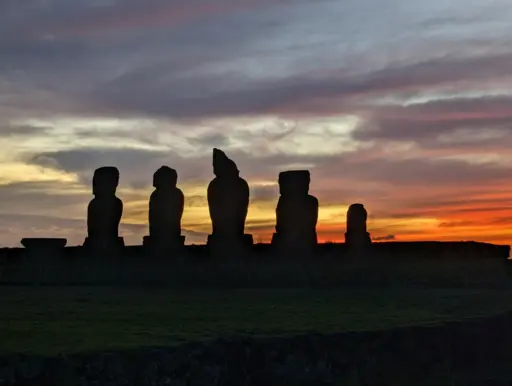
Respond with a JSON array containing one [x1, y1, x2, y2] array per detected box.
[[278, 170, 310, 197], [213, 148, 239, 179], [347, 203, 368, 230], [153, 166, 178, 189], [92, 166, 119, 197]]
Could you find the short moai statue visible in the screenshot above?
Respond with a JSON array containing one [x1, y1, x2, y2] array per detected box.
[[271, 170, 318, 255], [83, 166, 124, 252], [143, 166, 185, 252], [344, 203, 372, 250], [207, 148, 253, 254]]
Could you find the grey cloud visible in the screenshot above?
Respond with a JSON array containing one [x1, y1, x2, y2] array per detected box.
[[26, 140, 512, 200], [185, 195, 207, 207], [352, 96, 512, 150], [250, 184, 278, 202], [86, 52, 512, 119], [356, 117, 512, 142], [187, 133, 230, 149], [0, 181, 87, 214], [26, 146, 307, 187], [0, 124, 49, 138], [2, 0, 512, 122], [28, 147, 182, 188], [318, 155, 511, 187]]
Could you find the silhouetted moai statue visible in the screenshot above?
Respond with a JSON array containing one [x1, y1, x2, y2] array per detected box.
[[344, 203, 372, 251], [143, 166, 185, 253], [207, 148, 253, 255], [83, 166, 124, 252], [271, 170, 318, 255]]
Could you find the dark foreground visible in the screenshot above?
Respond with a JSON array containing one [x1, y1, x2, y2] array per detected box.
[[2, 308, 512, 385], [1, 246, 512, 385], [1, 287, 512, 385]]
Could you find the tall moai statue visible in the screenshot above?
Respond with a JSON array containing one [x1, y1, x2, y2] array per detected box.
[[143, 166, 185, 252], [207, 148, 253, 254], [344, 203, 372, 250], [271, 170, 319, 255], [83, 166, 124, 251]]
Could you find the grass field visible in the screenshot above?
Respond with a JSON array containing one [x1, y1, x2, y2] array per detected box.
[[1, 286, 512, 355]]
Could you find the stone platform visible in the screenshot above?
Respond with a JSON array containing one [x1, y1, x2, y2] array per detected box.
[[142, 235, 186, 255], [82, 237, 125, 255], [0, 241, 510, 288], [0, 240, 509, 287], [271, 232, 318, 256], [206, 233, 254, 256]]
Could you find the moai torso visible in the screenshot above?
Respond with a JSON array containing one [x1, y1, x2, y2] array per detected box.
[[149, 166, 184, 239], [207, 148, 249, 238], [345, 203, 371, 246], [87, 167, 123, 244], [275, 170, 318, 243], [276, 195, 318, 237], [87, 197, 123, 240], [346, 204, 368, 234]]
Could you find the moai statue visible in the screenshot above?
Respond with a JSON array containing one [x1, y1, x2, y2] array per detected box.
[[83, 166, 124, 251], [271, 170, 318, 255], [344, 203, 372, 249], [207, 148, 253, 254], [143, 166, 185, 252]]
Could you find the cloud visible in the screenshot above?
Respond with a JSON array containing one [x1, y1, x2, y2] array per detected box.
[[2, 0, 512, 123], [2, 0, 512, 246], [353, 95, 512, 145], [0, 181, 87, 217], [27, 147, 206, 187], [187, 133, 229, 149], [372, 234, 395, 241], [0, 124, 48, 138], [250, 184, 279, 202], [40, 0, 281, 38], [84, 52, 512, 120]]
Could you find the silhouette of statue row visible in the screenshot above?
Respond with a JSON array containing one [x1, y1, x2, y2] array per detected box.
[[84, 148, 372, 254]]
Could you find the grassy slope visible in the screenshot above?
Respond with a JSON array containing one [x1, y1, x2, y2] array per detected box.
[[1, 287, 512, 355]]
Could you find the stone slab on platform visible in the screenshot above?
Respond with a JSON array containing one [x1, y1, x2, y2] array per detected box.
[[207, 233, 253, 256], [20, 238, 67, 250], [271, 232, 318, 256], [142, 235, 185, 256], [344, 231, 372, 247], [82, 237, 125, 254], [20, 238, 67, 258]]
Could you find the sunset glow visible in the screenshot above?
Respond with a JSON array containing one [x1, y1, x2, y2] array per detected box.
[[1, 0, 512, 246]]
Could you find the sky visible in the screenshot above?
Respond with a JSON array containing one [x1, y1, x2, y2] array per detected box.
[[1, 0, 512, 246]]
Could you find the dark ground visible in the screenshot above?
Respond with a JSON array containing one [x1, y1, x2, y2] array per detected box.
[[2, 286, 512, 355], [1, 249, 512, 384], [1, 287, 512, 384]]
